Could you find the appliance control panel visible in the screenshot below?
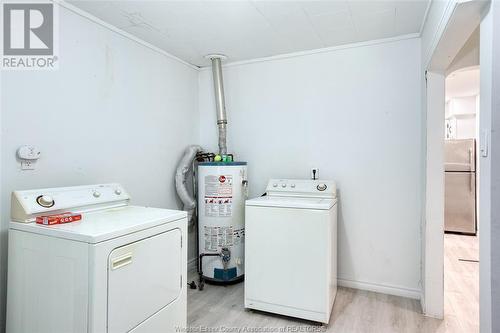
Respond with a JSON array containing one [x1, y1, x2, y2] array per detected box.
[[11, 184, 130, 223], [266, 179, 336, 198]]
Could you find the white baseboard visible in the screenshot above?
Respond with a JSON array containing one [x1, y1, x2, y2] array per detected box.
[[338, 278, 421, 300], [420, 291, 425, 313], [422, 311, 444, 319], [186, 260, 421, 301]]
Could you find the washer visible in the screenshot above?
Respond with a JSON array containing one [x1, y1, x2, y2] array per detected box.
[[6, 184, 187, 333], [245, 179, 337, 324]]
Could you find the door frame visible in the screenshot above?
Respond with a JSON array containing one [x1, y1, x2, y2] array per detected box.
[[423, 70, 445, 318], [422, 0, 492, 324]]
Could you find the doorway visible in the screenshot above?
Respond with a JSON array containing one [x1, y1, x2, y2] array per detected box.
[[423, 0, 493, 331], [444, 66, 480, 332]]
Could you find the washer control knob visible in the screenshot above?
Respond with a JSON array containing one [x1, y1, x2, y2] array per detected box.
[[281, 183, 287, 188], [114, 189, 122, 195], [291, 184, 296, 188], [37, 195, 54, 208], [93, 191, 101, 198], [317, 184, 327, 191], [273, 183, 278, 187]]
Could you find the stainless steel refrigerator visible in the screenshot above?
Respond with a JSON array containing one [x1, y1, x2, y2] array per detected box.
[[444, 139, 476, 234]]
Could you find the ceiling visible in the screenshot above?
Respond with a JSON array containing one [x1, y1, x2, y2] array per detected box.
[[68, 0, 430, 67]]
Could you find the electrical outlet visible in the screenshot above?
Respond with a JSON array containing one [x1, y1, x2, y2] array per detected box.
[[311, 168, 319, 180], [21, 160, 35, 170]]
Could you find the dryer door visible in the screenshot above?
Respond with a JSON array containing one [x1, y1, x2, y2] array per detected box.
[[107, 228, 182, 333]]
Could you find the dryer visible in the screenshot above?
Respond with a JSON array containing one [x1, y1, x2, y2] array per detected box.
[[6, 184, 187, 333], [245, 179, 337, 324]]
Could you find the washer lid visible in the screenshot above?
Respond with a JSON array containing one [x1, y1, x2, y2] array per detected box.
[[9, 206, 186, 244], [246, 196, 336, 210]]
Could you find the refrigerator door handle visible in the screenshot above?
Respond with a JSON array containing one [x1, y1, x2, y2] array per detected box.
[[468, 148, 473, 171], [470, 172, 474, 193]]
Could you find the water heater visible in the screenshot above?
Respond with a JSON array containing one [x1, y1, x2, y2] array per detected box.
[[197, 162, 247, 284]]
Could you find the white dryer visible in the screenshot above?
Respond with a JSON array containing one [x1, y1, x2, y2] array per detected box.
[[6, 184, 187, 333], [245, 179, 337, 324]]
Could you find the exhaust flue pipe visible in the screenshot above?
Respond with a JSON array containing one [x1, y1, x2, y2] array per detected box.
[[207, 54, 228, 156]]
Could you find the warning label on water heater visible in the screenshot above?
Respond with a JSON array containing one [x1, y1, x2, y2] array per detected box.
[[204, 226, 233, 251], [204, 175, 233, 217]]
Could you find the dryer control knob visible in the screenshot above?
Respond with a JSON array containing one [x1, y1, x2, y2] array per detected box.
[[317, 184, 327, 191], [291, 184, 296, 188], [281, 183, 287, 188], [273, 183, 278, 187], [93, 191, 101, 198], [37, 195, 54, 208], [114, 189, 122, 195]]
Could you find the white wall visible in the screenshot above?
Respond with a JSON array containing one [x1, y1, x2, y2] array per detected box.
[[199, 37, 422, 297], [0, 5, 199, 331], [455, 118, 476, 139], [446, 96, 478, 139]]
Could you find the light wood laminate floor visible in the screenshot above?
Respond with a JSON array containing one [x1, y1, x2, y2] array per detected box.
[[187, 234, 478, 332], [444, 233, 479, 332]]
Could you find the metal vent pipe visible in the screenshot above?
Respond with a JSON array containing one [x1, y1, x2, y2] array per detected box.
[[207, 54, 228, 155]]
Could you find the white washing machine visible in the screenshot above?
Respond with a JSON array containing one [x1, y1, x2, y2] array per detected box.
[[6, 184, 187, 333], [245, 179, 337, 324]]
